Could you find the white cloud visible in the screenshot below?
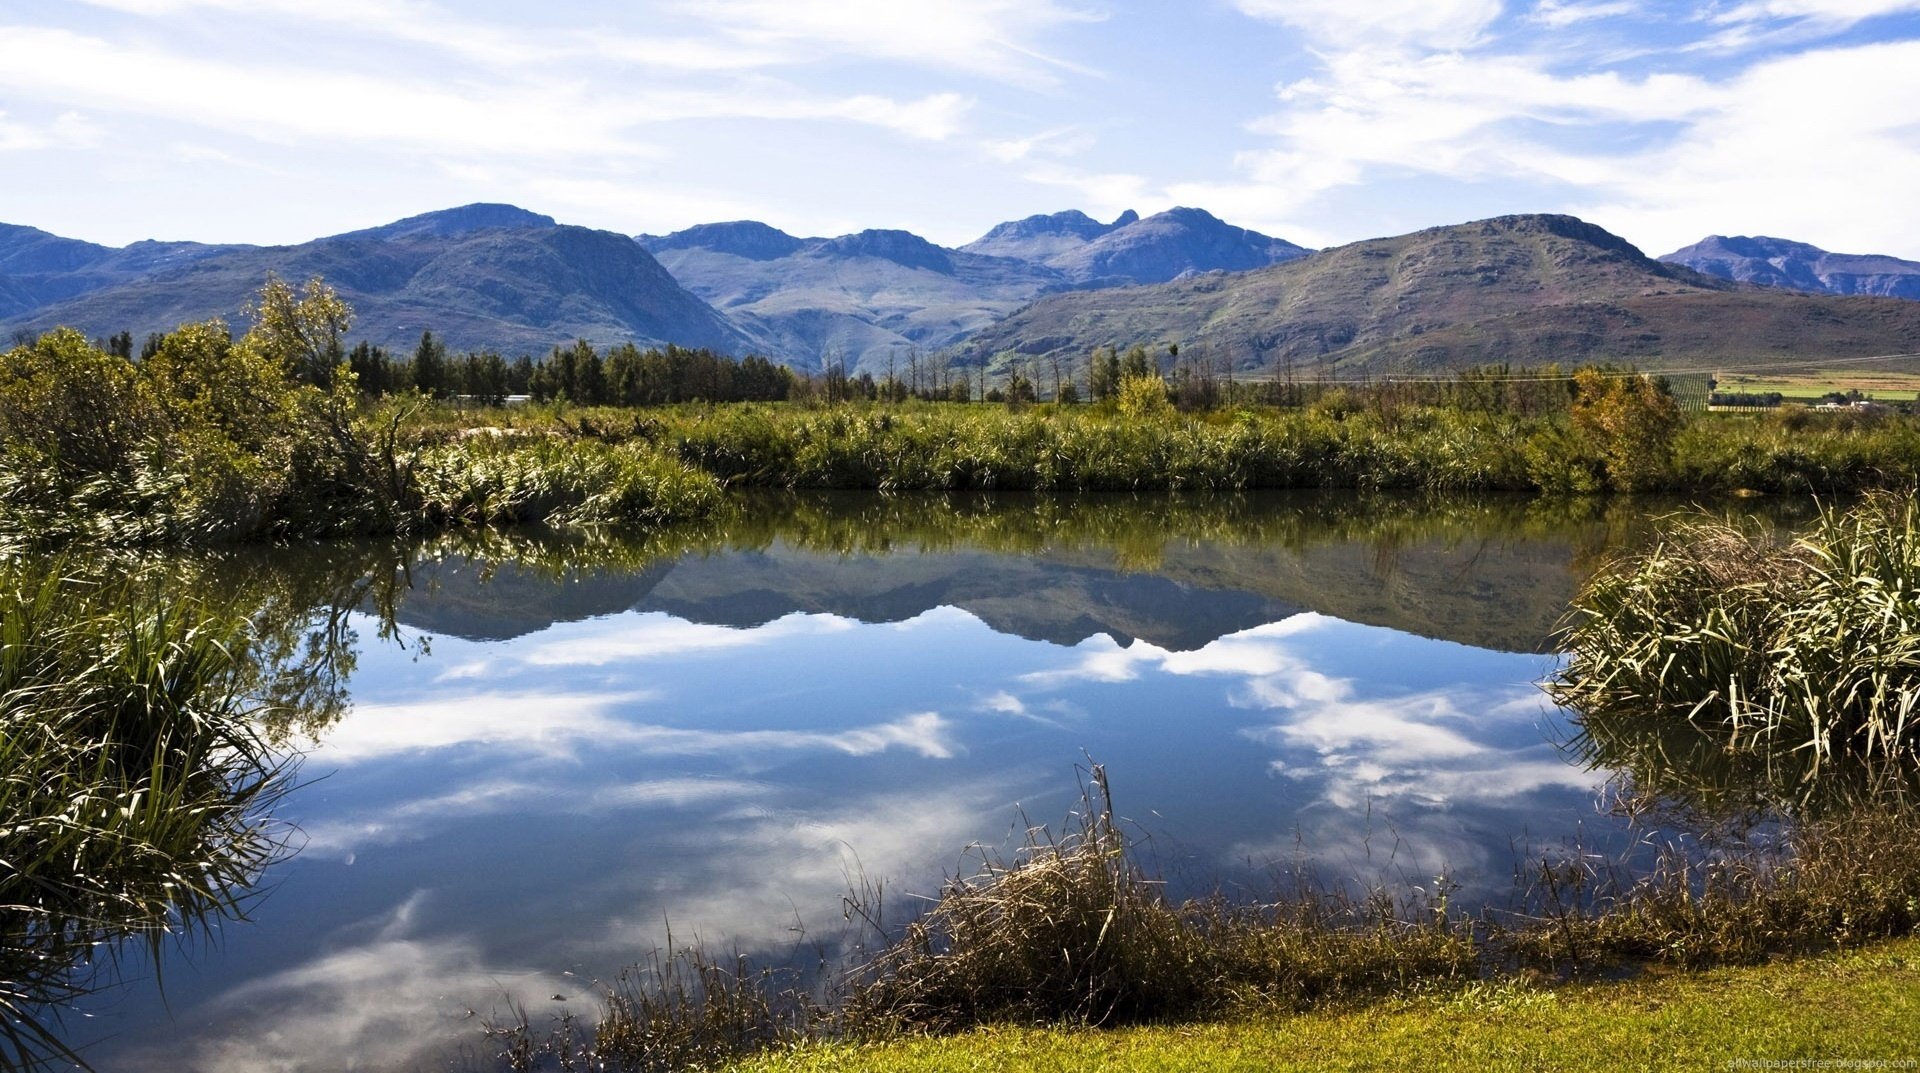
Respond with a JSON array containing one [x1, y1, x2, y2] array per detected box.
[[1233, 0, 1505, 48], [0, 25, 652, 158], [133, 897, 575, 1073], [1572, 38, 1920, 254], [0, 109, 102, 152], [1529, 0, 1642, 27], [1717, 0, 1920, 26], [519, 612, 855, 666], [316, 688, 955, 761], [688, 0, 1102, 82]]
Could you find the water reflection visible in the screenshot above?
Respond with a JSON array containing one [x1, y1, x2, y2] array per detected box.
[[38, 490, 1828, 1071]]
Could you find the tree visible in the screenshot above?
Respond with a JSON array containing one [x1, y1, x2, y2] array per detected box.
[[1570, 369, 1681, 492], [1120, 345, 1153, 382], [1003, 370, 1036, 407], [1089, 346, 1119, 402], [411, 331, 448, 398], [250, 274, 350, 386]]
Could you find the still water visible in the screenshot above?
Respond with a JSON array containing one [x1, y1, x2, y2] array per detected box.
[[58, 492, 1799, 1071]]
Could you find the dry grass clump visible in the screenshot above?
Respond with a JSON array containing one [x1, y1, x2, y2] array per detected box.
[[847, 769, 1472, 1033]]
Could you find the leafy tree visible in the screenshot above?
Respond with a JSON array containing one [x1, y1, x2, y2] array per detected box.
[[1116, 373, 1172, 419], [1089, 346, 1120, 401], [1570, 368, 1681, 492], [250, 274, 350, 386]]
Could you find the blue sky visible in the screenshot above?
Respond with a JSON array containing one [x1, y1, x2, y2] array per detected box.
[[4, 0, 1920, 257]]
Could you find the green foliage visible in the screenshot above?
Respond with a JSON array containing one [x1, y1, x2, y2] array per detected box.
[[0, 563, 290, 1069], [1570, 370, 1682, 492], [1114, 375, 1171, 420], [248, 274, 349, 386], [1553, 493, 1920, 781], [417, 434, 724, 529]]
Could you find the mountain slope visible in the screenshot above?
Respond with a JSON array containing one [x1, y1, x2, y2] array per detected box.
[[1660, 235, 1920, 300], [642, 208, 1310, 373], [0, 223, 240, 319], [960, 209, 1139, 263], [964, 214, 1920, 375], [1043, 207, 1310, 285], [959, 206, 1309, 286], [641, 222, 1067, 374], [3, 207, 752, 354]]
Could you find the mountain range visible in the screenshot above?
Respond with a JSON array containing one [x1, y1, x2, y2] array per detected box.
[[637, 207, 1309, 369], [5, 204, 1919, 377], [1, 205, 752, 355], [1658, 235, 1920, 300], [965, 215, 1920, 375]]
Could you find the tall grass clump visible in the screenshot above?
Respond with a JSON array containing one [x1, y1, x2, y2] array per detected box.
[[0, 562, 290, 1070], [1551, 491, 1920, 780], [847, 769, 1473, 1034]]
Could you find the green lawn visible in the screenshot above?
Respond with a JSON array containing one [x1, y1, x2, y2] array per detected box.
[[731, 940, 1920, 1072]]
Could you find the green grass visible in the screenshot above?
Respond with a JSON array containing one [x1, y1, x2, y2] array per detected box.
[[729, 939, 1920, 1073]]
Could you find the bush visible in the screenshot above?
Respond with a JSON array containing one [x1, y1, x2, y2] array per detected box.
[[1551, 492, 1920, 777]]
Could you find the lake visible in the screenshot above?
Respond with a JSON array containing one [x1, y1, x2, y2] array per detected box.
[[49, 491, 1808, 1071]]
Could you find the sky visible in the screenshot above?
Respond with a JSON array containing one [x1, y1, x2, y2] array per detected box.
[[4, 0, 1920, 258]]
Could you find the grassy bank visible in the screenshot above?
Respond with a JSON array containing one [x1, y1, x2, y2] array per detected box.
[[727, 938, 1920, 1073], [487, 767, 1920, 1072]]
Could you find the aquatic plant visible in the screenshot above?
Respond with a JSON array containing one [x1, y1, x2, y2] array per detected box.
[[1552, 492, 1920, 778], [0, 564, 291, 1070]]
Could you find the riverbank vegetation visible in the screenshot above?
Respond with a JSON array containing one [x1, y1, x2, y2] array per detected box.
[[11, 286, 1920, 548], [1553, 491, 1920, 788], [0, 563, 291, 1070], [487, 767, 1920, 1072], [8, 284, 1920, 548]]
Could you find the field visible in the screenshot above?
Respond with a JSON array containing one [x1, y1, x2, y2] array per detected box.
[[1717, 367, 1920, 402]]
